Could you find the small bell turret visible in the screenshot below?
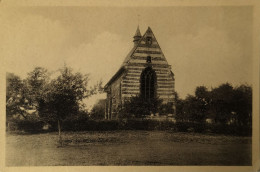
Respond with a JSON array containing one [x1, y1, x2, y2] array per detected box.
[[133, 26, 142, 46]]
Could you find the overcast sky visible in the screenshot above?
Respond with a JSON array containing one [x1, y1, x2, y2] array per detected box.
[[1, 6, 253, 108]]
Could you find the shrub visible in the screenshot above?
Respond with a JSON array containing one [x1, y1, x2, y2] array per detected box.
[[193, 122, 207, 133], [7, 117, 251, 136], [90, 99, 106, 120], [175, 122, 190, 132], [158, 102, 174, 115], [8, 118, 45, 133], [62, 119, 119, 131], [118, 96, 163, 118], [206, 123, 251, 136]]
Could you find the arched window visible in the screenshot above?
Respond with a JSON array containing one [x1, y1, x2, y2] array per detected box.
[[140, 67, 157, 100]]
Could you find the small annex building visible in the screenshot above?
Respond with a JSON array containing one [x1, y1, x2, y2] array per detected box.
[[104, 26, 175, 119]]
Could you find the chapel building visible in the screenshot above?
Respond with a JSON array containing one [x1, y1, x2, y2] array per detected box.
[[104, 26, 175, 119]]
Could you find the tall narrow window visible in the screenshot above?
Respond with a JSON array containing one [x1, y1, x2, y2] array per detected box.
[[140, 67, 156, 100], [146, 56, 151, 63]]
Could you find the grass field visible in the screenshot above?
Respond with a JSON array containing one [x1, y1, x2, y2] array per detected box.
[[6, 130, 251, 166]]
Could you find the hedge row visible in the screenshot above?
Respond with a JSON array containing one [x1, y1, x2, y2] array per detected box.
[[174, 122, 251, 136], [7, 119, 252, 136], [7, 119, 45, 133], [44, 119, 174, 131]]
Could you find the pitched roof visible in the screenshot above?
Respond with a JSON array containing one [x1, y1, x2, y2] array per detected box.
[[105, 26, 167, 89], [122, 45, 138, 66], [104, 66, 126, 90]]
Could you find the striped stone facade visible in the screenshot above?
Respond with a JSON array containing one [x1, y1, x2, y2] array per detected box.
[[104, 27, 175, 119]]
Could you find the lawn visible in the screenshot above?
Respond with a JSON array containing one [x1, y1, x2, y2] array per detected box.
[[5, 130, 251, 166]]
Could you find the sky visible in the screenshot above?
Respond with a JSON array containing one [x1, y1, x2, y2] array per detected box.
[[1, 6, 253, 109]]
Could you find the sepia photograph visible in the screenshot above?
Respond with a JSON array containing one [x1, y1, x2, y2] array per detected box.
[[1, 1, 259, 171]]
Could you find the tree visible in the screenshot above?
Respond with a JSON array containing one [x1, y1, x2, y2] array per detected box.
[[39, 66, 98, 146], [194, 86, 209, 122], [6, 73, 28, 120], [91, 99, 106, 120], [175, 99, 186, 122], [174, 92, 186, 122], [195, 86, 209, 101], [25, 67, 49, 111], [182, 95, 206, 123], [175, 87, 209, 123], [6, 67, 50, 120], [210, 83, 234, 124], [232, 84, 252, 126]]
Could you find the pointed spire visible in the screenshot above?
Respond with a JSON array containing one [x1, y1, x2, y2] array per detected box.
[[133, 26, 142, 46], [134, 25, 142, 37]]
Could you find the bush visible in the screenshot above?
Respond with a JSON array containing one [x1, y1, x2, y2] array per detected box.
[[7, 117, 251, 136], [175, 122, 190, 132], [117, 119, 175, 130], [174, 122, 252, 135], [155, 120, 175, 130], [206, 123, 251, 136], [50, 119, 177, 131], [8, 118, 45, 133], [118, 96, 163, 118], [158, 102, 174, 115], [90, 99, 106, 120], [62, 119, 119, 131], [193, 122, 207, 133]]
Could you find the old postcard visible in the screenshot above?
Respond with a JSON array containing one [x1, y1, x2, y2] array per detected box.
[[0, 0, 259, 172]]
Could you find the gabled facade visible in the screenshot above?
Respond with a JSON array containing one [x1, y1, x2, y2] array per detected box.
[[104, 26, 175, 119]]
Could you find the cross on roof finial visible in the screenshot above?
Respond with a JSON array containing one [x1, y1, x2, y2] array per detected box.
[[138, 14, 140, 25]]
